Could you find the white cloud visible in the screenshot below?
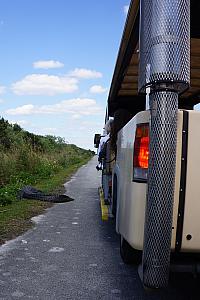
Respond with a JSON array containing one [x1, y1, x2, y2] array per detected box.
[[71, 114, 81, 120], [11, 74, 78, 96], [69, 68, 102, 79], [6, 98, 103, 116], [0, 86, 6, 94], [124, 5, 129, 15], [0, 98, 4, 103], [33, 60, 64, 69], [7, 104, 35, 115], [89, 85, 107, 94]]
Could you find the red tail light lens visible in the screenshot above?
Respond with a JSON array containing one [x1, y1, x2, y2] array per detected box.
[[133, 124, 149, 182]]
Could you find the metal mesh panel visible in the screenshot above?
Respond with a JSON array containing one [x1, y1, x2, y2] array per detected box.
[[142, 91, 178, 288], [139, 0, 190, 93]]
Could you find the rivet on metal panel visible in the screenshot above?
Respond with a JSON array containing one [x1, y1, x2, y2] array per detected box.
[[186, 234, 192, 241]]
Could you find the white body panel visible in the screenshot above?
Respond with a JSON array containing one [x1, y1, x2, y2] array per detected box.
[[181, 111, 200, 251], [115, 111, 149, 250], [115, 110, 200, 252]]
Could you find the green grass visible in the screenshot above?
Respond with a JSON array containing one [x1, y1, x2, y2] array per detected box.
[[0, 157, 91, 245], [0, 200, 51, 244], [34, 160, 87, 192], [0, 117, 94, 244]]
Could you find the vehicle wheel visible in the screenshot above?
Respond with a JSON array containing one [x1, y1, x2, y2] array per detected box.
[[112, 175, 117, 217], [120, 235, 142, 265]]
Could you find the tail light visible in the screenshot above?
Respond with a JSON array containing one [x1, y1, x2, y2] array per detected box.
[[133, 123, 149, 182]]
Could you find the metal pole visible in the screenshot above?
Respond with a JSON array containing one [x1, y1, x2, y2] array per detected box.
[[143, 90, 178, 288], [138, 0, 190, 288]]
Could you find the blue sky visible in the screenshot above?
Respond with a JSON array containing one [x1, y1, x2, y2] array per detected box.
[[0, 0, 130, 149]]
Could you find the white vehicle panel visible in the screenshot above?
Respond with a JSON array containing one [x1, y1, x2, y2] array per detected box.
[[116, 111, 149, 250], [181, 111, 200, 251], [115, 110, 184, 251]]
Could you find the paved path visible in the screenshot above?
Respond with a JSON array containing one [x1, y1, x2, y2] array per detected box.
[[0, 157, 200, 299]]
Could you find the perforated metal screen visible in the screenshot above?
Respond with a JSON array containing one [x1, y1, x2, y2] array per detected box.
[[139, 0, 190, 288], [142, 91, 178, 288], [139, 0, 190, 93]]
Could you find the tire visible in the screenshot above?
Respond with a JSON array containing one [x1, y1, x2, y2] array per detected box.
[[112, 175, 117, 217], [120, 235, 142, 265]]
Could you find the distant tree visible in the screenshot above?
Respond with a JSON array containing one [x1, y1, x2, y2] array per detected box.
[[13, 123, 22, 132], [0, 117, 12, 148], [56, 136, 66, 145]]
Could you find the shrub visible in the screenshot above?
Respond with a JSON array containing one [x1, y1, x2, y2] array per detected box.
[[0, 117, 94, 206]]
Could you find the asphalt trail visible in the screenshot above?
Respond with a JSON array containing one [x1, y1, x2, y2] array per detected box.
[[0, 156, 200, 299]]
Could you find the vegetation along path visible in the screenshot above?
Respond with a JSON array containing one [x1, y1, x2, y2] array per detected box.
[[0, 157, 199, 299], [0, 117, 93, 244]]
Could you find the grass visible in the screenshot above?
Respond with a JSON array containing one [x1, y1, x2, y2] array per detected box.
[[0, 200, 51, 244], [0, 157, 91, 245], [0, 117, 94, 244]]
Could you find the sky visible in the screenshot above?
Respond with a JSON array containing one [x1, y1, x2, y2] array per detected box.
[[0, 0, 130, 150]]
